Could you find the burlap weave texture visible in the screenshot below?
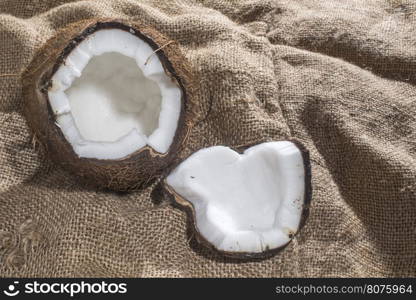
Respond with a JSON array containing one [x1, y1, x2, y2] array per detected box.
[[0, 0, 415, 277]]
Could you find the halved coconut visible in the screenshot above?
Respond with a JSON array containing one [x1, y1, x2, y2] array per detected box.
[[22, 19, 195, 190], [165, 141, 311, 258]]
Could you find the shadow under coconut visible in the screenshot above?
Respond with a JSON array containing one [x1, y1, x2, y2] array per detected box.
[[150, 180, 169, 206]]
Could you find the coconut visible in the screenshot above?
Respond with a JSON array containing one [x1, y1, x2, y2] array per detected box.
[[164, 141, 312, 258], [22, 19, 195, 191]]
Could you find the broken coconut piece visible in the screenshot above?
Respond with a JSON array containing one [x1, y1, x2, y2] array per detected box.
[[22, 20, 194, 190], [165, 141, 311, 257]]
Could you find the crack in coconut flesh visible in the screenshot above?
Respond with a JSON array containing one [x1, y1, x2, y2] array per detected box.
[[166, 141, 310, 255], [49, 29, 181, 159]]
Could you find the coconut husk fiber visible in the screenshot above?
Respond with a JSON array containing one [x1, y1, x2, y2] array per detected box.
[[0, 0, 415, 277]]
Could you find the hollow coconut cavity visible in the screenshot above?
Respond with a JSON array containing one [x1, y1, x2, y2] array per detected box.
[[23, 20, 194, 190], [165, 141, 311, 258], [50, 28, 181, 159]]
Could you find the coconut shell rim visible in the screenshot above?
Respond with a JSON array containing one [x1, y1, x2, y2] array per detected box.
[[22, 18, 198, 190], [23, 18, 194, 163]]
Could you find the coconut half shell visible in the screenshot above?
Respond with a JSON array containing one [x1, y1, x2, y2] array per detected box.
[[164, 140, 312, 259], [22, 19, 195, 191]]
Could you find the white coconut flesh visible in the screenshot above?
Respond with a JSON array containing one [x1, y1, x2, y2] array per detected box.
[[48, 29, 182, 160], [166, 141, 306, 253]]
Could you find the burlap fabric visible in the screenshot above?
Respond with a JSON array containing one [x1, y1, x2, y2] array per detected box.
[[0, 0, 415, 277]]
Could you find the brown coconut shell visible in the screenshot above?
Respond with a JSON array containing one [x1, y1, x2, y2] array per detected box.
[[22, 19, 196, 191], [163, 140, 312, 259]]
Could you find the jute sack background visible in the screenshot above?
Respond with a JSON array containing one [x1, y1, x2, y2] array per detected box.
[[0, 0, 415, 277]]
